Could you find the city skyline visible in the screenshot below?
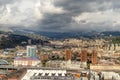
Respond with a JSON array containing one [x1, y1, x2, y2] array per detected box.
[[0, 0, 120, 32]]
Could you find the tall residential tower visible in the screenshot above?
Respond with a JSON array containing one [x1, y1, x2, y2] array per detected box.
[[27, 45, 36, 57]]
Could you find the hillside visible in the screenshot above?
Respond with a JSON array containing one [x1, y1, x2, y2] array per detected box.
[[0, 31, 49, 49]]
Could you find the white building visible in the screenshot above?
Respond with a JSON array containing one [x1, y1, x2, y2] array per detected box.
[[101, 72, 120, 80], [21, 69, 74, 80]]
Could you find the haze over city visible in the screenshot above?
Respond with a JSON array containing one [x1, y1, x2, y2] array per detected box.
[[0, 0, 120, 32]]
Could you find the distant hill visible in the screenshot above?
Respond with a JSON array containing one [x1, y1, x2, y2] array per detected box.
[[101, 31, 120, 36], [12, 30, 49, 40], [2, 28, 120, 39], [0, 31, 49, 49], [26, 31, 104, 39], [36, 31, 120, 39]]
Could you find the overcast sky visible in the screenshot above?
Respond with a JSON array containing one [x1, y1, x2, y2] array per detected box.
[[0, 0, 120, 32]]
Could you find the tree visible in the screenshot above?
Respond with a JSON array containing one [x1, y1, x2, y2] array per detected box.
[[42, 60, 47, 67], [87, 59, 92, 80]]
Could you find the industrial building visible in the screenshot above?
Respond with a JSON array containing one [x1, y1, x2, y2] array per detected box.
[[21, 69, 74, 80]]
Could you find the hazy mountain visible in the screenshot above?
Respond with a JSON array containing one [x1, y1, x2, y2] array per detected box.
[[11, 29, 120, 39]]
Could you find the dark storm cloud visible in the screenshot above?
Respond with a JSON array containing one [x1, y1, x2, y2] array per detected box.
[[0, 0, 120, 32], [54, 0, 97, 15], [35, 0, 117, 31], [33, 0, 99, 31], [35, 13, 72, 31]]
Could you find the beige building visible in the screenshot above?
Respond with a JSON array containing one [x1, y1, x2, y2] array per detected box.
[[14, 57, 41, 66], [46, 60, 66, 68], [46, 60, 87, 69]]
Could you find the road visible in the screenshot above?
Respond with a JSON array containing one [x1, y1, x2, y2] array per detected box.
[[0, 65, 120, 73]]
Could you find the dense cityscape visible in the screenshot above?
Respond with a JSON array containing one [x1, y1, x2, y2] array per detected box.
[[0, 31, 119, 80], [0, 0, 120, 80]]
